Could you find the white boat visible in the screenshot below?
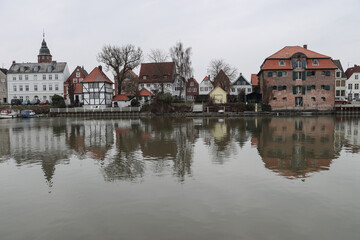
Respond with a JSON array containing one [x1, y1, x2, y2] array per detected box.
[[19, 110, 36, 118], [0, 109, 18, 119]]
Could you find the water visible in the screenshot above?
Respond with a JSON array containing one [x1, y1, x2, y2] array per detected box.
[[0, 117, 359, 240]]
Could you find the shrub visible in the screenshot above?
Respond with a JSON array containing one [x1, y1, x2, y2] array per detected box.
[[245, 103, 255, 111], [51, 94, 66, 108], [157, 93, 173, 104], [262, 104, 272, 112]]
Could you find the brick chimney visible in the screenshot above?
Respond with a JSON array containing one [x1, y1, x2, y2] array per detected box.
[[12, 60, 16, 64], [303, 44, 308, 49], [98, 65, 102, 71]]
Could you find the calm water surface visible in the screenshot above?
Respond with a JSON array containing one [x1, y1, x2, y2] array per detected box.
[[0, 117, 359, 240]]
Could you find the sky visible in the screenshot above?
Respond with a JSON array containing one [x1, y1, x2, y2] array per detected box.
[[1, 0, 359, 82]]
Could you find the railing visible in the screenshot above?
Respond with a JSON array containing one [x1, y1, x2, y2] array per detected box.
[[50, 107, 141, 113]]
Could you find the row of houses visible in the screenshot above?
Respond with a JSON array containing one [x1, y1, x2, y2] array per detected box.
[[1, 38, 359, 110]]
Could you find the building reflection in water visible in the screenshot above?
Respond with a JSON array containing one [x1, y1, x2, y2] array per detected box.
[[1, 116, 359, 185], [252, 117, 341, 179]]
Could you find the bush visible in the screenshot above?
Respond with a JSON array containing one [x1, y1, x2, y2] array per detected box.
[[131, 98, 140, 107], [157, 93, 173, 104], [245, 103, 255, 111], [51, 94, 66, 108]]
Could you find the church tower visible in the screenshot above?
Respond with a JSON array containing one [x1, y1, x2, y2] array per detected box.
[[38, 34, 52, 63]]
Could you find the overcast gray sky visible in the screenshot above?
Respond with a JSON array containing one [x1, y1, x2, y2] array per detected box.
[[1, 0, 359, 81]]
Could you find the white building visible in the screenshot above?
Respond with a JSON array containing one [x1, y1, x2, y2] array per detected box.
[[345, 65, 360, 100], [333, 60, 347, 98], [82, 66, 113, 109], [7, 38, 70, 102], [230, 73, 252, 96], [199, 76, 214, 95]]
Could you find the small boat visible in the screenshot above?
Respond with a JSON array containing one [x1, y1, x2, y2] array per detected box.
[[19, 110, 37, 118], [0, 109, 18, 119]]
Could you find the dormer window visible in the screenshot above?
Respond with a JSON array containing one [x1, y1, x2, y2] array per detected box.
[[142, 75, 147, 79], [20, 66, 25, 72], [279, 60, 285, 66], [34, 66, 39, 72], [296, 60, 302, 69], [163, 74, 169, 79], [313, 59, 319, 65], [153, 75, 158, 79], [47, 65, 53, 72]]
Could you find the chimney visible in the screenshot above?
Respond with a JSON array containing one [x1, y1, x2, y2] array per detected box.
[[303, 44, 308, 49], [98, 65, 102, 71], [12, 60, 16, 64]]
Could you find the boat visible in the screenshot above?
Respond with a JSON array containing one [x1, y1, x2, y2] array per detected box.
[[18, 110, 37, 118], [0, 109, 18, 119]]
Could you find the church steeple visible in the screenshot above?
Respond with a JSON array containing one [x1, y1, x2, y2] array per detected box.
[[38, 32, 52, 63]]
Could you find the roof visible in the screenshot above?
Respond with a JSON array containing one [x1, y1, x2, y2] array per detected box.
[[138, 62, 175, 83], [139, 88, 152, 96], [74, 83, 83, 94], [345, 65, 360, 78], [113, 94, 130, 101], [332, 60, 346, 78], [251, 74, 258, 86], [0, 68, 7, 75], [267, 46, 330, 59], [232, 74, 251, 86], [38, 39, 51, 56], [8, 62, 67, 74], [82, 66, 113, 84]]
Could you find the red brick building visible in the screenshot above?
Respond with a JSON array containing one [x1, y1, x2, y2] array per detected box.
[[185, 78, 199, 101], [258, 45, 337, 110], [64, 66, 88, 105]]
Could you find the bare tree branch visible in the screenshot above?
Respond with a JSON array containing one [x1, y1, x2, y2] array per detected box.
[[170, 42, 193, 99], [207, 59, 238, 81], [97, 44, 143, 95]]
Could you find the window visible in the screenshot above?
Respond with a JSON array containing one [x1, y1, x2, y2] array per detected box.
[[295, 86, 302, 94], [25, 75, 28, 80], [49, 75, 52, 80], [79, 78, 83, 82], [296, 60, 302, 69], [272, 86, 277, 90], [321, 85, 326, 90], [34, 66, 39, 71], [279, 60, 285, 66], [341, 80, 345, 86], [341, 90, 345, 96], [26, 96, 29, 100], [348, 83, 353, 89], [295, 72, 303, 80], [321, 97, 325, 102], [200, 87, 204, 91], [190, 82, 194, 86], [43, 85, 47, 91], [356, 75, 359, 80], [13, 85, 17, 91], [187, 88, 191, 92], [34, 85, 38, 91], [25, 85, 29, 91], [193, 88, 196, 92], [307, 71, 315, 76], [13, 76, 16, 81], [55, 74, 58, 80], [43, 75, 46, 80], [19, 75, 22, 80], [336, 72, 341, 78], [311, 97, 316, 102], [76, 72, 80, 77], [313, 59, 319, 65], [19, 85, 23, 91], [47, 66, 53, 72], [282, 97, 287, 102], [336, 90, 340, 96], [55, 85, 59, 91], [336, 81, 340, 86], [163, 75, 168, 79], [142, 75, 147, 79], [73, 78, 77, 84], [43, 96, 47, 100], [49, 85, 53, 91], [273, 97, 277, 101], [321, 71, 331, 76], [355, 84, 359, 90], [146, 83, 150, 87]]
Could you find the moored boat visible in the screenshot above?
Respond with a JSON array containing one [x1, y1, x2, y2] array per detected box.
[[18, 110, 36, 118], [0, 109, 18, 119]]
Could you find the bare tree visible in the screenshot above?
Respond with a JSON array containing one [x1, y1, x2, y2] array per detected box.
[[97, 44, 143, 95], [207, 59, 238, 81], [147, 49, 169, 93], [170, 42, 193, 99]]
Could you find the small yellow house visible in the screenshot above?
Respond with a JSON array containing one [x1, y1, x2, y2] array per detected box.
[[209, 86, 227, 104]]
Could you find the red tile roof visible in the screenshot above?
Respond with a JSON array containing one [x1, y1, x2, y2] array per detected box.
[[113, 94, 129, 101], [345, 65, 360, 78], [267, 46, 330, 59], [138, 62, 175, 83], [203, 76, 210, 81], [251, 74, 258, 86], [139, 88, 153, 96], [82, 66, 113, 84]]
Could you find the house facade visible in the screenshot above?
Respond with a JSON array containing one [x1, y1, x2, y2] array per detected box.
[[209, 86, 227, 104], [64, 66, 88, 105], [0, 68, 7, 104], [199, 76, 213, 95], [82, 66, 113, 109], [7, 37, 70, 102], [258, 45, 337, 110], [332, 60, 347, 98], [345, 65, 360, 100], [186, 78, 199, 101], [230, 73, 252, 96], [138, 62, 177, 95]]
